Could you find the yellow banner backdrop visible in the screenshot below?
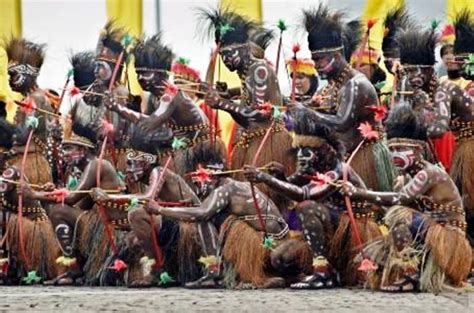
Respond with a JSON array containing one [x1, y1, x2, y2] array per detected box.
[[106, 0, 143, 96], [217, 0, 263, 148], [0, 0, 22, 122]]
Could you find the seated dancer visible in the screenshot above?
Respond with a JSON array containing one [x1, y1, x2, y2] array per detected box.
[[24, 127, 123, 285], [147, 148, 312, 289], [91, 133, 204, 287], [0, 166, 62, 284], [301, 5, 396, 191], [341, 104, 471, 292], [395, 17, 474, 244], [199, 7, 296, 210], [244, 107, 381, 289], [105, 34, 226, 177], [286, 58, 319, 103], [4, 38, 54, 185]]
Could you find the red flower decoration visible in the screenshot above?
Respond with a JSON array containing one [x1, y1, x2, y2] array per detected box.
[[258, 102, 273, 114], [309, 172, 332, 186], [163, 81, 178, 96], [49, 188, 70, 203], [188, 164, 212, 184], [20, 97, 37, 114], [367, 19, 377, 31], [358, 258, 378, 272], [358, 122, 379, 141], [101, 118, 115, 136], [366, 105, 387, 122], [109, 259, 128, 272], [292, 43, 301, 54], [69, 86, 81, 97]]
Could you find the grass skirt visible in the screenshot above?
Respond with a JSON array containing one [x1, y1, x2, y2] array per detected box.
[[329, 213, 382, 286], [350, 140, 397, 191], [231, 128, 296, 210], [6, 214, 61, 282], [9, 152, 52, 185]]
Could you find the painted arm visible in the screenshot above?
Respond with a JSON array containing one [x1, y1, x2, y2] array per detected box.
[[426, 86, 453, 138], [301, 77, 363, 131], [344, 170, 431, 206], [152, 184, 231, 222], [32, 161, 97, 204], [104, 167, 164, 202], [244, 167, 335, 202]]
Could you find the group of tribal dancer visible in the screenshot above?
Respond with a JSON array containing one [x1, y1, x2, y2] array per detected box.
[[0, 4, 473, 293]]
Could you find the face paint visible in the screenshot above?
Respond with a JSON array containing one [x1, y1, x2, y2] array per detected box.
[[312, 53, 336, 79], [126, 159, 148, 182], [7, 63, 38, 93], [391, 149, 415, 170], [94, 60, 113, 82], [297, 147, 317, 171], [62, 145, 86, 165], [136, 70, 168, 93], [220, 44, 248, 72], [405, 66, 429, 89]]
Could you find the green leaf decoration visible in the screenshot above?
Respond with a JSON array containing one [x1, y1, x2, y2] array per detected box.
[[159, 271, 173, 285], [218, 23, 235, 38], [126, 197, 139, 212], [262, 236, 275, 250], [26, 116, 39, 129], [277, 19, 287, 32], [67, 68, 74, 77], [272, 106, 284, 120], [177, 57, 190, 65], [121, 33, 133, 47], [462, 54, 474, 76], [66, 175, 78, 190], [374, 81, 386, 90], [125, 54, 133, 66], [22, 271, 41, 285], [172, 137, 187, 151], [431, 19, 440, 30]]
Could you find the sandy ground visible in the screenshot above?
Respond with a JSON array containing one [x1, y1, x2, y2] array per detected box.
[[0, 287, 472, 312]]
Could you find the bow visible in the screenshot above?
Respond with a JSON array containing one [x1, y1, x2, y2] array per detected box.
[[17, 115, 37, 279], [148, 155, 173, 270]]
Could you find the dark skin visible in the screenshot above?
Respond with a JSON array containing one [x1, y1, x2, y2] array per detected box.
[[104, 67, 213, 161], [340, 144, 463, 291], [91, 158, 200, 286], [204, 43, 282, 131], [304, 51, 379, 153], [22, 142, 121, 285], [1, 167, 50, 221], [149, 176, 284, 234], [244, 142, 369, 289], [93, 48, 133, 151], [411, 66, 474, 138]]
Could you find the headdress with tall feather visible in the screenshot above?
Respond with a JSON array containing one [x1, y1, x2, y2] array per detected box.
[[70, 51, 96, 88], [96, 21, 128, 62], [385, 102, 427, 142], [303, 5, 347, 55], [382, 6, 413, 58], [290, 106, 345, 158], [198, 7, 257, 46], [4, 38, 45, 69], [453, 9, 474, 55], [134, 34, 174, 70], [249, 26, 275, 58], [397, 27, 438, 66]]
